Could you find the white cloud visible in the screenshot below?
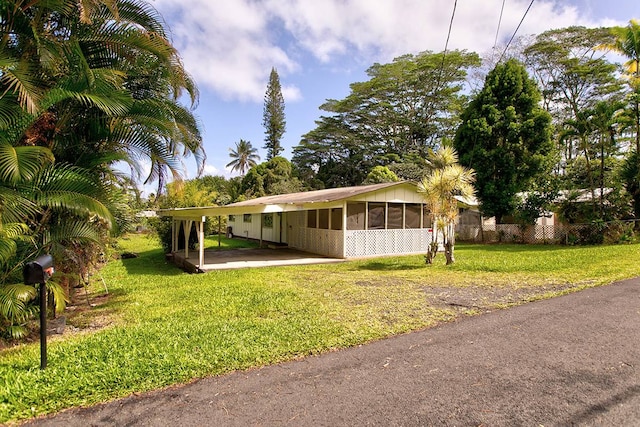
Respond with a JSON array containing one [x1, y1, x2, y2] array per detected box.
[[151, 0, 625, 103]]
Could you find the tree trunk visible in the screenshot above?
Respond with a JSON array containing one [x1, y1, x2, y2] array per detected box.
[[444, 223, 455, 265]]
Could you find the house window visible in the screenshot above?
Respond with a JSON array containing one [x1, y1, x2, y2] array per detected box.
[[228, 215, 236, 222], [405, 204, 421, 228], [318, 209, 329, 229], [243, 214, 252, 223], [387, 203, 403, 229], [263, 213, 273, 228], [347, 202, 365, 230], [307, 210, 317, 228], [368, 203, 386, 229], [331, 208, 343, 230]]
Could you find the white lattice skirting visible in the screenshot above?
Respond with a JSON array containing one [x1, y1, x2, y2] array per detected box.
[[344, 229, 432, 258]]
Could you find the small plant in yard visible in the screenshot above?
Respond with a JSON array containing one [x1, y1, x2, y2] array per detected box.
[[0, 234, 639, 424]]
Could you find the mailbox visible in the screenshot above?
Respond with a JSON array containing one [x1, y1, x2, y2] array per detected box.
[[23, 254, 54, 369], [23, 254, 54, 285]]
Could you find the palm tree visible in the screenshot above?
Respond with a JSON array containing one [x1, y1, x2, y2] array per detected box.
[[0, 0, 204, 338], [227, 139, 260, 175], [418, 147, 475, 265], [604, 19, 640, 152]]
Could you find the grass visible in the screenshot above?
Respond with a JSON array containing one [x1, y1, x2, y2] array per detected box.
[[1, 235, 639, 424], [203, 235, 260, 250]]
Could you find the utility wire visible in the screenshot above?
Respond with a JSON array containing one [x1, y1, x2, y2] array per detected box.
[[434, 0, 458, 91], [494, 0, 507, 49], [442, 0, 458, 55], [498, 0, 535, 63]]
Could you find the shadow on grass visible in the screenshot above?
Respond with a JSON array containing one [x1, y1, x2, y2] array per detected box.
[[120, 249, 185, 277], [455, 243, 570, 253], [355, 261, 426, 271]]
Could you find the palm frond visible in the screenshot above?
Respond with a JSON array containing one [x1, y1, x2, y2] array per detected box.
[[0, 143, 54, 184]]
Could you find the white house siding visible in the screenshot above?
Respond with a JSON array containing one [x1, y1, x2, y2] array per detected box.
[[227, 214, 261, 240], [227, 213, 287, 244]]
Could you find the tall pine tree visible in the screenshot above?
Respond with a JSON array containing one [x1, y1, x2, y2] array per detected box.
[[263, 67, 286, 159]]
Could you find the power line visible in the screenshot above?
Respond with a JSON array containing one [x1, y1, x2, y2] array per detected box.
[[442, 0, 458, 55], [494, 0, 507, 49], [498, 0, 535, 63], [434, 0, 458, 91]]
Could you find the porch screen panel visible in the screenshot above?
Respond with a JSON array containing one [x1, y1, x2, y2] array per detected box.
[[347, 202, 365, 230], [331, 208, 343, 230], [318, 209, 329, 229], [405, 204, 421, 228], [368, 203, 386, 230], [307, 210, 317, 228], [423, 205, 433, 228], [387, 203, 403, 229]]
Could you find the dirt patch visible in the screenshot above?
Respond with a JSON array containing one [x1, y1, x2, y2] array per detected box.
[[0, 288, 115, 351], [421, 282, 586, 313]]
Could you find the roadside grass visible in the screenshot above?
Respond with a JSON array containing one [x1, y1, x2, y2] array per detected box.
[[1, 235, 639, 424]]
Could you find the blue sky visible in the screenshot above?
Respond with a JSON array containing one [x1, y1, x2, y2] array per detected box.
[[146, 0, 639, 187]]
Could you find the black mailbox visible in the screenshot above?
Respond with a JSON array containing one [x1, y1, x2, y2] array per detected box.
[[23, 254, 54, 285]]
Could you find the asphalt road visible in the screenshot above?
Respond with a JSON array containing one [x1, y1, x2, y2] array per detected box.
[[25, 277, 640, 426]]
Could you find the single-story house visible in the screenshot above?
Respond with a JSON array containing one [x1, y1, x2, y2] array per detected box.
[[158, 181, 437, 269]]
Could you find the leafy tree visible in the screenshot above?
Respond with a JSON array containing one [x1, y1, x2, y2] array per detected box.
[[241, 157, 303, 198], [454, 59, 554, 224], [293, 50, 481, 188], [226, 139, 260, 175], [362, 166, 400, 184], [621, 151, 640, 219], [263, 67, 286, 160], [523, 27, 621, 164], [418, 147, 475, 265]]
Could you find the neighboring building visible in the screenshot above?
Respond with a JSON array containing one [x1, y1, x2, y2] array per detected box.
[[158, 182, 436, 268]]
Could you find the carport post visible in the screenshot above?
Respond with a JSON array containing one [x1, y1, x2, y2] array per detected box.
[[199, 216, 205, 269]]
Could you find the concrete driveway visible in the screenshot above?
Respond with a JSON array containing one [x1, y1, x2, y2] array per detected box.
[[173, 247, 344, 271]]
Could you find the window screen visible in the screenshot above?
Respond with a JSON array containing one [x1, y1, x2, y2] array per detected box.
[[423, 205, 433, 228], [318, 209, 329, 229], [347, 203, 366, 230], [367, 203, 386, 229], [307, 210, 317, 228], [331, 208, 343, 230], [263, 214, 273, 228], [405, 204, 421, 228], [243, 214, 252, 223], [387, 203, 403, 229]]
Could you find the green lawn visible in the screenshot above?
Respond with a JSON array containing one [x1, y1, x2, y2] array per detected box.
[[203, 234, 260, 250], [1, 235, 639, 424]]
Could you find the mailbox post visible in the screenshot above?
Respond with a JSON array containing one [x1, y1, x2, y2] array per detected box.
[[23, 255, 54, 370]]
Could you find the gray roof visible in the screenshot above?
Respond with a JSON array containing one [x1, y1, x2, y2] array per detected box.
[[158, 181, 417, 218], [228, 182, 412, 207]]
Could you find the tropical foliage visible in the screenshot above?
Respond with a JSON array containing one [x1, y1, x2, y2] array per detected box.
[[418, 147, 475, 265], [0, 0, 202, 338], [226, 139, 260, 175]]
